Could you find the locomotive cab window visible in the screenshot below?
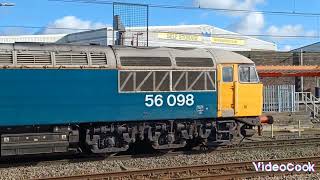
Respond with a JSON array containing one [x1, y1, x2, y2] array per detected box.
[[222, 67, 233, 82], [239, 65, 259, 83]]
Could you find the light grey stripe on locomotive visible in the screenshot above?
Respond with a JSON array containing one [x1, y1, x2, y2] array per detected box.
[[114, 46, 217, 70], [0, 43, 254, 70], [0, 43, 116, 68]]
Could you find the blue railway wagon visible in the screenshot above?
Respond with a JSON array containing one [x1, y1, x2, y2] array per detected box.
[[0, 43, 266, 156]]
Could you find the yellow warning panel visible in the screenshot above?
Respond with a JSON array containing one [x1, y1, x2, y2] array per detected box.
[[157, 32, 202, 41], [236, 83, 263, 117], [212, 37, 245, 46]]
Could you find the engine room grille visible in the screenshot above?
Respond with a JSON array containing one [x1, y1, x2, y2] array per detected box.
[[120, 57, 172, 67], [0, 50, 110, 68], [119, 70, 215, 92], [175, 57, 214, 67], [120, 71, 171, 92], [55, 53, 88, 65], [0, 53, 13, 65], [91, 53, 108, 65], [172, 71, 215, 91], [17, 53, 51, 65]]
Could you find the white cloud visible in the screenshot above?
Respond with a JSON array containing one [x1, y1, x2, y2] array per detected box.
[[40, 16, 107, 34], [282, 45, 292, 51], [196, 0, 316, 49], [197, 0, 264, 10], [196, 0, 265, 35], [267, 24, 316, 40], [267, 25, 303, 37], [232, 12, 264, 34]]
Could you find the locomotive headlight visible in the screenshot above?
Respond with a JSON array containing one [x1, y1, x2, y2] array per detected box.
[[3, 137, 9, 143], [61, 134, 67, 140]]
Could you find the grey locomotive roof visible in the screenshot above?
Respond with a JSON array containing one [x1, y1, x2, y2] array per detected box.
[[0, 43, 254, 69], [206, 48, 254, 64], [113, 46, 254, 65]]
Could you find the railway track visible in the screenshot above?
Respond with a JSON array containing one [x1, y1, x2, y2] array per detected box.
[[1, 137, 320, 168], [232, 137, 320, 149], [38, 156, 320, 180], [54, 137, 320, 162]]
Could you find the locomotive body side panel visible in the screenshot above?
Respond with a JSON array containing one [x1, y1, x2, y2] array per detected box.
[[0, 69, 217, 126]]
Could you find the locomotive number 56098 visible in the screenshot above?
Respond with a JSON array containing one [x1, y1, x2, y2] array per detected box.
[[145, 94, 194, 107]]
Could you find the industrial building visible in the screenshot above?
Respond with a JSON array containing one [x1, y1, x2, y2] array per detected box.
[[0, 34, 66, 44], [0, 24, 277, 51], [291, 42, 320, 52]]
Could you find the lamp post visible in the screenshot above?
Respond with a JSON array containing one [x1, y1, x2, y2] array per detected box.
[[135, 32, 143, 47]]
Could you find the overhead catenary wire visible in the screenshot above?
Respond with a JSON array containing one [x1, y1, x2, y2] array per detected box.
[[46, 0, 320, 41], [0, 0, 318, 40], [49, 0, 320, 17]]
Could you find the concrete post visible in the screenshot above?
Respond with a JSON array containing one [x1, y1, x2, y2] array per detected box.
[[300, 49, 304, 92], [298, 120, 301, 137]]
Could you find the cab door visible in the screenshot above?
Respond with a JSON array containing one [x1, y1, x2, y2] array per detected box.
[[218, 64, 236, 117]]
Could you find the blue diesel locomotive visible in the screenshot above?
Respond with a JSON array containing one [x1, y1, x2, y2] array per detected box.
[[0, 43, 271, 156]]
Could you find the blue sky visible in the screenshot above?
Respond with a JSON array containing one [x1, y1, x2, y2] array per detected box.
[[1, 0, 320, 50]]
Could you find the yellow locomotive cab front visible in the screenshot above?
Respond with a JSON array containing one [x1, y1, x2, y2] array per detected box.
[[218, 63, 263, 117]]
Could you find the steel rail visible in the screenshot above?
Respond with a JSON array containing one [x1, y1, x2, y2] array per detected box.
[[37, 156, 320, 180], [1, 137, 320, 169]]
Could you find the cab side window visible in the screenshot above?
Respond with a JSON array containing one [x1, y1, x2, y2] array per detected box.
[[222, 67, 233, 82], [239, 65, 259, 83]]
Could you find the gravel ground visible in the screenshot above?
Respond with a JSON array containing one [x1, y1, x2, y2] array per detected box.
[[0, 144, 319, 180], [252, 173, 320, 180]]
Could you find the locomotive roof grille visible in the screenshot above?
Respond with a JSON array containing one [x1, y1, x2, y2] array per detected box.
[[0, 53, 13, 65], [120, 56, 172, 67], [91, 53, 108, 65], [55, 53, 88, 65], [17, 52, 51, 65], [175, 57, 214, 67], [0, 50, 109, 67]]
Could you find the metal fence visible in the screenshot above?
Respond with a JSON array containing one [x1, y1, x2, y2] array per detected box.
[[263, 85, 295, 112], [113, 2, 149, 46]]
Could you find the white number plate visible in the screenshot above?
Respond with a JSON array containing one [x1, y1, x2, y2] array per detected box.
[[145, 94, 194, 107]]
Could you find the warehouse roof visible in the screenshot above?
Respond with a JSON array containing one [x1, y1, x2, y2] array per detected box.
[[291, 42, 320, 52], [0, 34, 66, 43]]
